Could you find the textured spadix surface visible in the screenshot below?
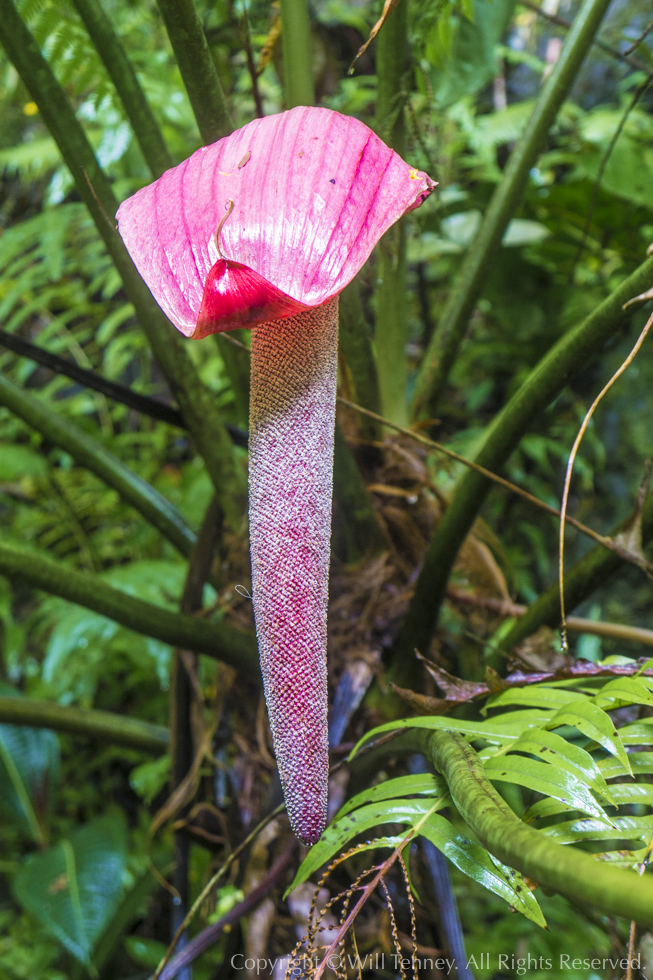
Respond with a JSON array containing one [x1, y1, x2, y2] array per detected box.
[[116, 106, 434, 336], [117, 106, 434, 843], [249, 298, 338, 843]]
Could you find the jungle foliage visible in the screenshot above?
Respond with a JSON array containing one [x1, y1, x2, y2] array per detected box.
[[1, 0, 653, 977]]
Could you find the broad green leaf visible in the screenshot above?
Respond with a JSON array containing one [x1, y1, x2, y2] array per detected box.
[[523, 797, 579, 823], [592, 677, 653, 709], [483, 755, 607, 819], [287, 799, 447, 892], [484, 686, 586, 714], [129, 754, 170, 805], [425, 0, 516, 108], [619, 722, 653, 747], [502, 219, 551, 248], [420, 815, 546, 928], [578, 108, 653, 209], [546, 700, 631, 775], [13, 815, 127, 966], [599, 752, 653, 778], [40, 560, 210, 699], [593, 848, 647, 868], [351, 709, 556, 757], [0, 684, 59, 843], [93, 868, 160, 974], [0, 442, 48, 481], [124, 936, 167, 970], [604, 783, 653, 806], [335, 773, 446, 820], [501, 728, 612, 802], [544, 814, 653, 845]]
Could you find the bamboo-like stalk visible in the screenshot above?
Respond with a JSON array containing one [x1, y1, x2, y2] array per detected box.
[[333, 426, 387, 562], [391, 252, 653, 681], [170, 496, 221, 974], [338, 281, 381, 441], [0, 0, 245, 529], [0, 542, 257, 672], [0, 372, 196, 558], [0, 327, 186, 430], [374, 1, 408, 424], [412, 0, 613, 417], [70, 0, 172, 178], [280, 0, 315, 107], [215, 331, 251, 426], [72, 0, 254, 428], [423, 729, 653, 925], [155, 0, 233, 143], [0, 697, 169, 753]]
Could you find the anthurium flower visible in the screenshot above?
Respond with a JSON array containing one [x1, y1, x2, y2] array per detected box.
[[117, 106, 434, 844]]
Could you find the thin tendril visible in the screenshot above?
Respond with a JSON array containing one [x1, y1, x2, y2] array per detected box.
[[559, 310, 653, 652]]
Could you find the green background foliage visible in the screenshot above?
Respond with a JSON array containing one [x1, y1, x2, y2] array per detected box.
[[1, 0, 653, 975]]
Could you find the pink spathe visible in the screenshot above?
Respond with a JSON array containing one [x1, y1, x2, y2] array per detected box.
[[116, 106, 433, 336], [117, 106, 435, 845]]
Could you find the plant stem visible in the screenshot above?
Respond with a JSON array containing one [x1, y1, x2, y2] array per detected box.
[[70, 0, 172, 177], [489, 492, 653, 666], [155, 0, 233, 144], [0, 697, 168, 753], [171, 496, 221, 979], [214, 332, 251, 427], [333, 425, 387, 563], [0, 372, 197, 558], [280, 0, 315, 107], [0, 327, 183, 430], [338, 281, 381, 440], [391, 253, 653, 682], [412, 0, 613, 417], [0, 542, 257, 672], [374, 0, 408, 424], [0, 326, 249, 446], [423, 729, 653, 925], [0, 0, 246, 529]]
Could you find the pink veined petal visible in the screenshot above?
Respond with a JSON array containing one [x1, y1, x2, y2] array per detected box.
[[116, 106, 435, 336]]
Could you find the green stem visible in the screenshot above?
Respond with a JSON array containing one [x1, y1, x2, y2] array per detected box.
[[338, 281, 381, 441], [491, 491, 653, 667], [412, 0, 613, 417], [70, 0, 172, 178], [0, 372, 196, 558], [155, 0, 233, 143], [0, 542, 257, 673], [333, 425, 387, 563], [280, 0, 315, 107], [0, 0, 246, 529], [422, 729, 653, 925], [391, 254, 653, 682], [215, 332, 250, 427], [0, 697, 169, 754], [374, 1, 408, 425], [172, 496, 220, 950]]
